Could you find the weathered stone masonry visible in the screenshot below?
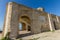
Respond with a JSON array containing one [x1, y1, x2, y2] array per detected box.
[[2, 2, 60, 38]]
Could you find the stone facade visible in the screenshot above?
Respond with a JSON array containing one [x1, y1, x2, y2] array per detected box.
[[2, 2, 60, 39]]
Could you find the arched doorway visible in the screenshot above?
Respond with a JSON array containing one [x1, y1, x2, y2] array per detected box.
[[18, 16, 31, 36], [19, 22, 26, 31]]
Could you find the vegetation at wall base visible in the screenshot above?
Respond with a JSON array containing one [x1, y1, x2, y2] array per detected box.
[[1, 32, 11, 40]]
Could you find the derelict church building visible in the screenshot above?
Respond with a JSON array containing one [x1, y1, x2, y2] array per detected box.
[[2, 2, 60, 38]]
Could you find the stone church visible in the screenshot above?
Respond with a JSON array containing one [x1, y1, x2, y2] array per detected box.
[[2, 2, 60, 39]]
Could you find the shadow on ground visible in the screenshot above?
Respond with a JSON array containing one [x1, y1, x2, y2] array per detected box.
[[17, 33, 33, 38]]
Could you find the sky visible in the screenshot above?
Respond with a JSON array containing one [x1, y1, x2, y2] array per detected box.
[[0, 0, 60, 31]]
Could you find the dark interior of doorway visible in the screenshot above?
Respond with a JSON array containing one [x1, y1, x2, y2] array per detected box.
[[17, 23, 32, 38], [53, 21, 57, 30]]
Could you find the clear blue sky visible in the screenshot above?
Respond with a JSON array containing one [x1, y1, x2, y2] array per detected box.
[[0, 0, 60, 30]]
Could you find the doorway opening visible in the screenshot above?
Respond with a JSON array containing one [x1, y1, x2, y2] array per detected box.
[[18, 16, 32, 38], [53, 21, 57, 30], [28, 26, 31, 31], [19, 23, 26, 31]]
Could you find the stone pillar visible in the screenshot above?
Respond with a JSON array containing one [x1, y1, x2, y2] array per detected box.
[[48, 14, 55, 31], [3, 2, 19, 39], [26, 24, 28, 31], [56, 16, 59, 22], [3, 2, 13, 37], [9, 6, 19, 39], [56, 16, 60, 29]]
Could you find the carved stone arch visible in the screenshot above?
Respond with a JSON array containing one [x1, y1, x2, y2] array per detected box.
[[18, 10, 33, 21], [18, 15, 32, 31], [19, 14, 31, 20]]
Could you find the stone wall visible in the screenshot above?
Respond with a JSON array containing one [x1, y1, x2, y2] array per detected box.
[[3, 2, 60, 39]]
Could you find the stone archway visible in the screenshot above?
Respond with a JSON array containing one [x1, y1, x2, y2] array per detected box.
[[18, 16, 31, 35], [3, 14, 32, 39]]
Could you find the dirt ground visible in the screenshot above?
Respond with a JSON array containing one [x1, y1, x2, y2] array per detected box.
[[1, 30, 60, 40], [21, 30, 60, 40]]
